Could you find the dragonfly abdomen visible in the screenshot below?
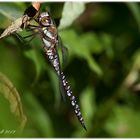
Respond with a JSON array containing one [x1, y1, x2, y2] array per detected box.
[[45, 46, 87, 130], [61, 71, 87, 130], [45, 48, 61, 76]]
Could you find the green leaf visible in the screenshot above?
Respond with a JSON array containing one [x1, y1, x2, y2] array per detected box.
[[86, 55, 102, 76], [105, 105, 140, 137], [58, 2, 85, 30], [72, 87, 96, 137], [100, 33, 114, 59], [80, 32, 104, 54], [0, 94, 17, 137], [59, 29, 103, 76], [0, 72, 27, 132], [124, 49, 140, 88], [23, 92, 54, 137], [48, 67, 62, 109], [24, 49, 43, 86], [126, 3, 140, 32], [0, 3, 24, 20]]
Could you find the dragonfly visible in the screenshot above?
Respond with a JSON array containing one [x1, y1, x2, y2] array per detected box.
[[24, 10, 87, 130], [23, 5, 87, 131]]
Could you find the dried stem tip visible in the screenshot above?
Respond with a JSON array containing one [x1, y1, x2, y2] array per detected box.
[[32, 2, 41, 11]]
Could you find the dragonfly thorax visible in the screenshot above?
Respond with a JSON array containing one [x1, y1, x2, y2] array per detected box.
[[42, 25, 58, 49], [37, 11, 58, 49]]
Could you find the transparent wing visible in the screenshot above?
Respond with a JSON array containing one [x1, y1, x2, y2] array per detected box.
[[55, 43, 67, 102], [57, 35, 69, 68], [58, 76, 66, 102]]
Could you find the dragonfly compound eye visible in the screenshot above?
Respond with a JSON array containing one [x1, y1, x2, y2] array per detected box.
[[39, 12, 52, 26]]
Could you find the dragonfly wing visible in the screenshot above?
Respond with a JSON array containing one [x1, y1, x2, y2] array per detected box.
[[57, 35, 69, 68], [58, 75, 66, 102], [55, 45, 67, 102]]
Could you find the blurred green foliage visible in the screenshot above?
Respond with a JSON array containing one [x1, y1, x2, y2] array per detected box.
[[0, 2, 140, 138]]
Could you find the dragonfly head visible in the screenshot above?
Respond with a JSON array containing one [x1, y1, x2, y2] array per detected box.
[[38, 12, 53, 27]]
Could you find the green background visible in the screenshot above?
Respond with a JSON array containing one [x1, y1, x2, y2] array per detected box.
[[0, 2, 140, 138]]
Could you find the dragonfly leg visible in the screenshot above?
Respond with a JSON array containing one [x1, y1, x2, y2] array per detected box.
[[25, 24, 40, 32], [13, 32, 37, 47], [22, 34, 37, 47], [14, 33, 25, 43], [23, 34, 35, 39]]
